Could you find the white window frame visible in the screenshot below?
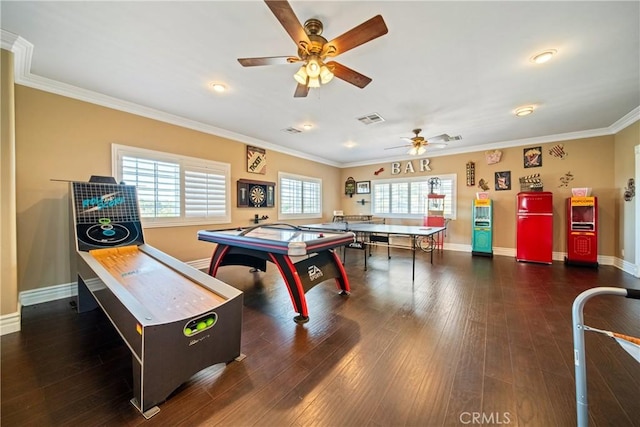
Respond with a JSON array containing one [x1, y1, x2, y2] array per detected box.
[[371, 174, 457, 220], [278, 171, 322, 221], [112, 144, 231, 228]]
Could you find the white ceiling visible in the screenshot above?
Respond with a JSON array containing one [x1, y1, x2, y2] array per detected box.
[[1, 1, 639, 167]]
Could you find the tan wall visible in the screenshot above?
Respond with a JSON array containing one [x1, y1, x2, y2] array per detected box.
[[340, 136, 620, 255], [614, 120, 639, 262], [1, 49, 18, 315], [14, 85, 340, 293]]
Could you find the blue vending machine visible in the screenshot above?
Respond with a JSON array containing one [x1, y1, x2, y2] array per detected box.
[[471, 197, 493, 257]]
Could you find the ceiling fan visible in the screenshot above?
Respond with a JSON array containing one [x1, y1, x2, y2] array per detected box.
[[386, 129, 462, 156], [237, 0, 388, 97]]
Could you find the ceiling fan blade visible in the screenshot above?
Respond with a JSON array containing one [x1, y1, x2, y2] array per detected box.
[[429, 142, 448, 148], [324, 15, 388, 57], [293, 83, 309, 98], [427, 133, 462, 142], [326, 61, 372, 88], [264, 0, 311, 50], [238, 56, 298, 67], [385, 144, 411, 150]]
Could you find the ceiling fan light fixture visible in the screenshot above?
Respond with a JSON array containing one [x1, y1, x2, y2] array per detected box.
[[306, 56, 321, 78], [417, 146, 427, 155], [308, 76, 321, 88], [407, 146, 418, 156], [319, 64, 334, 84], [294, 66, 308, 85]]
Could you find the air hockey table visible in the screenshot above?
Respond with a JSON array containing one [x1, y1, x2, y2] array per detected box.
[[198, 223, 355, 324]]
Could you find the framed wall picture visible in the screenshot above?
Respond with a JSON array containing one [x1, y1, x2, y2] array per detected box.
[[247, 145, 266, 174], [356, 181, 371, 194], [523, 146, 542, 168], [495, 171, 511, 191]]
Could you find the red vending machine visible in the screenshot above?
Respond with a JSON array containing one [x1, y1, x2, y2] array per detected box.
[[516, 192, 553, 264], [565, 196, 598, 267]]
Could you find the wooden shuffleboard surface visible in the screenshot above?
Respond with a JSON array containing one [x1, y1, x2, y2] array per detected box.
[[90, 246, 225, 323]]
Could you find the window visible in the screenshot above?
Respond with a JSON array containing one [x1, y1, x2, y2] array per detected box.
[[372, 174, 457, 219], [278, 172, 322, 220], [112, 144, 231, 227]]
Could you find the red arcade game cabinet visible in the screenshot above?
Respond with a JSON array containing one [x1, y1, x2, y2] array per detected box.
[[565, 196, 598, 267]]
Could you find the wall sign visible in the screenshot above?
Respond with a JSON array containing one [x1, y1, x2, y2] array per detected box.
[[356, 181, 370, 194], [345, 177, 356, 197], [247, 145, 267, 174], [523, 146, 542, 168], [466, 161, 475, 186], [237, 179, 275, 208], [485, 150, 502, 165], [495, 171, 511, 191], [391, 158, 431, 175]]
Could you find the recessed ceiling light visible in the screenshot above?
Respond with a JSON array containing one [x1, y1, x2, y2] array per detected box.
[[344, 141, 357, 148], [531, 49, 557, 64], [515, 106, 535, 117], [209, 83, 226, 93], [302, 123, 313, 130]]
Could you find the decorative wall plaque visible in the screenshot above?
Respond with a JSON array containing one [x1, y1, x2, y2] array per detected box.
[[523, 146, 542, 168], [466, 161, 475, 186], [247, 145, 266, 174], [495, 171, 511, 191]]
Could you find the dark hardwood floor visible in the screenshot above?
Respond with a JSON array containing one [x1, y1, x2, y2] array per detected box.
[[2, 249, 639, 426]]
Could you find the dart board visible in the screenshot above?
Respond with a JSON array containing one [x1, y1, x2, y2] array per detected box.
[[237, 179, 275, 208], [250, 185, 266, 206]]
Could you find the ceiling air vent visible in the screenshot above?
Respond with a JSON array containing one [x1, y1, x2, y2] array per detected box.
[[356, 113, 385, 125], [281, 127, 302, 134]]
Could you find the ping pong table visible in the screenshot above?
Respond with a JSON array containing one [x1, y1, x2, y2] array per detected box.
[[300, 222, 447, 281]]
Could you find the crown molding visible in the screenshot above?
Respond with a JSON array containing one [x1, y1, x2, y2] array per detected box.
[[609, 106, 640, 134]]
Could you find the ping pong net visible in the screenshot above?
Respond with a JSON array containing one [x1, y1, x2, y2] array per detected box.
[[331, 214, 385, 226]]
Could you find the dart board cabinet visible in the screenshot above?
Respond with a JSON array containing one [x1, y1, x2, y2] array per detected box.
[[237, 179, 275, 208]]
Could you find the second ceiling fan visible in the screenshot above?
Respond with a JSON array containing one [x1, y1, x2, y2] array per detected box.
[[386, 129, 462, 155], [237, 0, 388, 97]]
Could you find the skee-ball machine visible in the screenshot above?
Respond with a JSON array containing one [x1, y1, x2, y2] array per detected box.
[[70, 177, 243, 418]]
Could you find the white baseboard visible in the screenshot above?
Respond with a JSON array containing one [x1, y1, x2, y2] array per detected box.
[[443, 242, 472, 253], [188, 258, 211, 271], [0, 305, 21, 335], [19, 282, 77, 307], [493, 246, 516, 257], [614, 257, 639, 277]]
